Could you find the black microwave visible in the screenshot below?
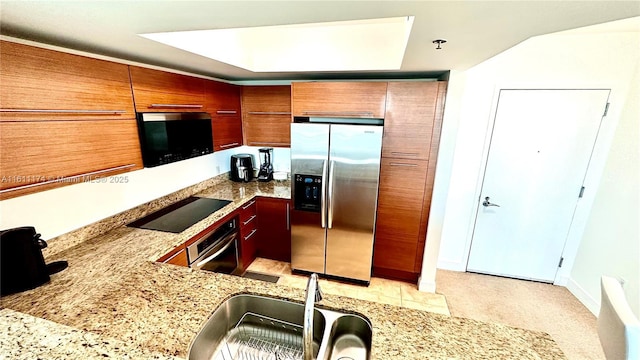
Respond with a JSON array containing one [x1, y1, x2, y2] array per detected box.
[[136, 112, 213, 167]]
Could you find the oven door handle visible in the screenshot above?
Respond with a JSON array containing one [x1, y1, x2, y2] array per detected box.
[[193, 232, 237, 270]]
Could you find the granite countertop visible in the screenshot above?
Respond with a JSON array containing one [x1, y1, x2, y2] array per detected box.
[[0, 176, 565, 359]]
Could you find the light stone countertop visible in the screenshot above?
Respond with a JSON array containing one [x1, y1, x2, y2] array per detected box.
[[0, 175, 566, 359]]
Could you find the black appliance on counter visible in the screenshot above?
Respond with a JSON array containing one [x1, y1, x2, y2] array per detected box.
[[136, 112, 213, 168], [230, 154, 255, 182], [257, 147, 274, 182], [0, 227, 68, 296]]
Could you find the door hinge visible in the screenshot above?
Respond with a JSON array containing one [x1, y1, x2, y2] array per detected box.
[[558, 257, 564, 268], [603, 103, 610, 117], [579, 186, 585, 198]]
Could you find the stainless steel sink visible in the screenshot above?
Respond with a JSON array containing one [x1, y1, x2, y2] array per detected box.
[[188, 294, 372, 360], [325, 315, 372, 360]]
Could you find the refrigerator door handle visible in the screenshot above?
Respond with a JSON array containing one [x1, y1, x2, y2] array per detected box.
[[328, 160, 336, 229], [321, 160, 328, 228]]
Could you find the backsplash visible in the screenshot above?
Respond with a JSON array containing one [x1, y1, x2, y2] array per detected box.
[[42, 174, 229, 258], [0, 146, 291, 251]]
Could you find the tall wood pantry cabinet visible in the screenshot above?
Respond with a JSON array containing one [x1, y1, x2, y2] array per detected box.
[[373, 81, 447, 282]]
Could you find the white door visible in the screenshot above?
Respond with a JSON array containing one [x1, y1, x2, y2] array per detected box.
[[467, 89, 610, 282]]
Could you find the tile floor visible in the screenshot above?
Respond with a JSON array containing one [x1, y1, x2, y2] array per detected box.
[[246, 257, 450, 316]]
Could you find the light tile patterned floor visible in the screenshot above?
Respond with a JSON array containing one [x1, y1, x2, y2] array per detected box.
[[247, 257, 450, 316]]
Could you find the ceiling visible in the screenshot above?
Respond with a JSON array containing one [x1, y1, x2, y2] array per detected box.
[[1, 1, 639, 81]]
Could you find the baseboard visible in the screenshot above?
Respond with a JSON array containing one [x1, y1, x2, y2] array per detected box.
[[553, 274, 570, 286], [437, 258, 467, 271], [372, 267, 419, 283], [567, 277, 599, 316], [418, 276, 436, 293]]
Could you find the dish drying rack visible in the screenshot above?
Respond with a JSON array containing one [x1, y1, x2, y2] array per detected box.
[[214, 312, 305, 360]]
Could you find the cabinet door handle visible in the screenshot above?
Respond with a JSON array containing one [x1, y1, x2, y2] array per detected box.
[[244, 228, 257, 241], [242, 200, 256, 210], [220, 142, 240, 149], [248, 142, 289, 147], [0, 109, 127, 114], [149, 104, 203, 109], [391, 151, 419, 157], [389, 162, 418, 167], [0, 164, 136, 194], [243, 215, 257, 226], [286, 203, 290, 231], [247, 111, 292, 115], [216, 110, 237, 115], [302, 111, 374, 117]]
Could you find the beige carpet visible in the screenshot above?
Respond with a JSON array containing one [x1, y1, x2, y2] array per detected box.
[[436, 270, 605, 360]]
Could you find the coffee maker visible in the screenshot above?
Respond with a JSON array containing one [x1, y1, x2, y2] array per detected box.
[[257, 148, 274, 182]]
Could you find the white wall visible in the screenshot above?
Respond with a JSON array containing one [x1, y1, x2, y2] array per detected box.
[[427, 22, 639, 298], [0, 146, 290, 240], [568, 60, 640, 316]]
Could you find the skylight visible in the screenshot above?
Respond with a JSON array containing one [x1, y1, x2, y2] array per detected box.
[[140, 16, 414, 72]]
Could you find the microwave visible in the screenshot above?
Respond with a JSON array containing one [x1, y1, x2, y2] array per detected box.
[[136, 112, 213, 167]]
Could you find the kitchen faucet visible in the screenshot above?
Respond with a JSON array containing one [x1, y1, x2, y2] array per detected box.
[[304, 273, 323, 360]]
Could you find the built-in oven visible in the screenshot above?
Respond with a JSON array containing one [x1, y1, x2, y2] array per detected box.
[[187, 218, 240, 275]]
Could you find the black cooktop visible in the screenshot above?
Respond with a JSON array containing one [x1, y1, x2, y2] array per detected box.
[[128, 197, 232, 233]]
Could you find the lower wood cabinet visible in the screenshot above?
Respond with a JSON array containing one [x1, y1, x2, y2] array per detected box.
[[256, 197, 291, 262], [157, 247, 188, 267], [373, 159, 428, 281], [238, 199, 258, 271]]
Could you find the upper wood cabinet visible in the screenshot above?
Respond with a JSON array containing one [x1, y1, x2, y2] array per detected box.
[[241, 85, 292, 147], [0, 41, 135, 121], [206, 81, 243, 151], [1, 119, 143, 199], [206, 81, 242, 115], [0, 40, 143, 199], [291, 82, 387, 118], [129, 66, 206, 112], [381, 82, 441, 160]]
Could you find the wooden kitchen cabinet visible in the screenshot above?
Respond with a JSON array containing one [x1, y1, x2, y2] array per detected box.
[[0, 40, 143, 199], [241, 85, 292, 147], [373, 81, 447, 281], [0, 41, 136, 122], [291, 82, 387, 118], [256, 197, 291, 262], [373, 159, 429, 277], [381, 82, 441, 160], [206, 81, 243, 151], [129, 66, 206, 112], [238, 199, 258, 271], [158, 247, 188, 267], [0, 119, 143, 199]]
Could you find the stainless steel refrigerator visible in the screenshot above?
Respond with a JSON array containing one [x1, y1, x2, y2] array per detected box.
[[290, 120, 383, 282]]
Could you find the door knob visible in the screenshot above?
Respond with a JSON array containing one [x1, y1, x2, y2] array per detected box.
[[482, 196, 500, 207]]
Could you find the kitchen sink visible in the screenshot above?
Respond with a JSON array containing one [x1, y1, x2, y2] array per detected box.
[[188, 294, 372, 360], [325, 314, 372, 360]]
